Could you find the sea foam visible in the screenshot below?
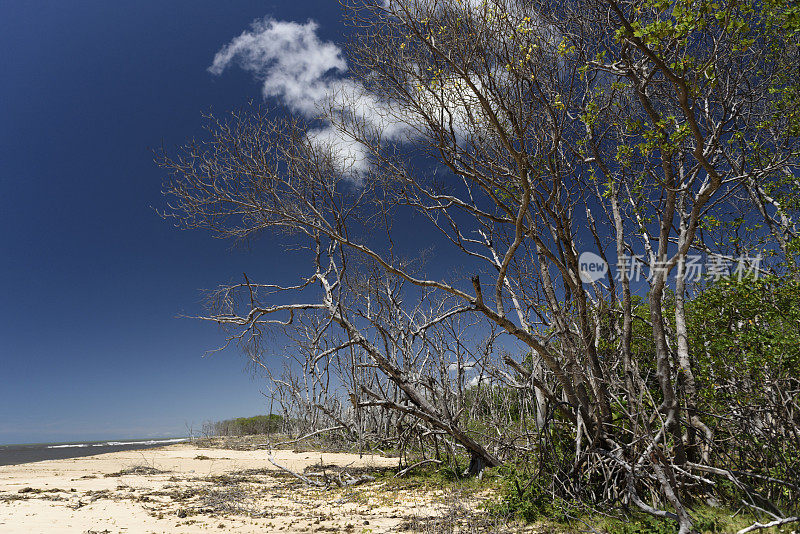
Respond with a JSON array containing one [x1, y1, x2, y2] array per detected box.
[[47, 438, 188, 449]]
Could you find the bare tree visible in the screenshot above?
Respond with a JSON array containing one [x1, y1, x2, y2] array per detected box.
[[160, 1, 800, 531]]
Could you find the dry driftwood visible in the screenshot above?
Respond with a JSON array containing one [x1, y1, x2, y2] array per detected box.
[[737, 516, 800, 534], [267, 456, 375, 489]]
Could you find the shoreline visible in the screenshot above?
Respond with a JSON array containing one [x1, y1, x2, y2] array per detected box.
[[0, 438, 190, 467]]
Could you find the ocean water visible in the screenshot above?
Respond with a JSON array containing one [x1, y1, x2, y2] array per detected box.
[[0, 438, 188, 466]]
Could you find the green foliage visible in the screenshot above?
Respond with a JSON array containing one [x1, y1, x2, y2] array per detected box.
[[462, 383, 525, 425], [594, 507, 749, 534], [490, 463, 577, 523], [687, 274, 800, 507], [605, 0, 800, 161], [375, 461, 499, 494], [492, 469, 753, 532], [689, 275, 800, 394], [691, 509, 727, 534], [206, 414, 283, 436], [602, 513, 679, 534]]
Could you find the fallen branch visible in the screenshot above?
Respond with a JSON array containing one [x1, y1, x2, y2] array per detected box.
[[395, 459, 443, 478], [737, 516, 800, 534], [267, 456, 326, 487], [268, 456, 375, 488], [305, 468, 375, 487], [687, 463, 800, 492], [335, 472, 375, 487], [685, 462, 784, 517]]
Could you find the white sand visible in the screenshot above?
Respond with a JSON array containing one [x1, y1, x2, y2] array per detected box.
[[0, 443, 492, 533]]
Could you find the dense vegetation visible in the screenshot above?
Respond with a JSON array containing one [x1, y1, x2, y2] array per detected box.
[[202, 415, 283, 437], [473, 275, 800, 527]]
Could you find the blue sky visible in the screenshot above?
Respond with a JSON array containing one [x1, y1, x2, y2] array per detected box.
[[0, 0, 682, 446], [0, 0, 345, 445]]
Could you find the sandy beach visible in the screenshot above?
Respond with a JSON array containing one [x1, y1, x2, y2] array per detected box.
[[0, 441, 504, 533]]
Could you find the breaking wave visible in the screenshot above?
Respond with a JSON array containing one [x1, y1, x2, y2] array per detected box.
[[47, 438, 187, 449]]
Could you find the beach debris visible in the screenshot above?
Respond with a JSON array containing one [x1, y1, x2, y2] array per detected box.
[[84, 489, 112, 502], [268, 456, 326, 487], [16, 487, 65, 494], [267, 456, 376, 489], [105, 465, 168, 477]]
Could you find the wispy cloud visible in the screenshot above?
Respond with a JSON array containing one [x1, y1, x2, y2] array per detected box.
[[210, 17, 418, 174], [208, 13, 511, 175], [209, 18, 347, 116]]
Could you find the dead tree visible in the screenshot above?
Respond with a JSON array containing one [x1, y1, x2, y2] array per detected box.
[[160, 0, 800, 531]]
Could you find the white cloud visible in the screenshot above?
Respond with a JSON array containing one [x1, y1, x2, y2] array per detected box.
[[209, 18, 347, 116], [210, 17, 419, 174], [208, 13, 518, 175], [467, 375, 484, 388], [447, 360, 476, 372], [307, 125, 372, 175]]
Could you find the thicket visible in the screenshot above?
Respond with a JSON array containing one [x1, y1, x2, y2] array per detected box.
[[202, 415, 284, 437]]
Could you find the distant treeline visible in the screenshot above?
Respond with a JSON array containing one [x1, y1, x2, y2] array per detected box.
[[202, 414, 283, 437]]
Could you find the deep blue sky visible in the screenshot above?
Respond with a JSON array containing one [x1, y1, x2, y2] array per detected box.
[[0, 0, 345, 445]]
